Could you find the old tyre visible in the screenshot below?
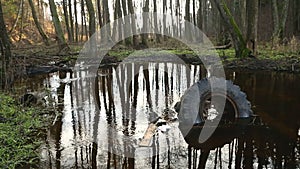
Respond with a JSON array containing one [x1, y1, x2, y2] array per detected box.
[[176, 77, 253, 149]]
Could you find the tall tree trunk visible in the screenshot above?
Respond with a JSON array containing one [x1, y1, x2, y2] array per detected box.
[[185, 0, 192, 41], [128, 0, 138, 46], [162, 0, 167, 40], [74, 0, 79, 42], [19, 0, 25, 43], [234, 0, 246, 35], [39, 0, 45, 28], [81, 0, 85, 41], [112, 0, 120, 41], [280, 0, 289, 39], [272, 0, 279, 42], [62, 0, 72, 42], [153, 0, 160, 43], [241, 0, 247, 35], [246, 0, 258, 56], [272, 0, 290, 44], [121, 0, 127, 21], [196, 0, 203, 42], [296, 0, 300, 34], [49, 0, 70, 52], [84, 7, 88, 40], [103, 0, 111, 38], [170, 0, 175, 37], [0, 0, 12, 89], [211, 0, 250, 58], [202, 0, 207, 33], [122, 0, 131, 45], [116, 0, 123, 43], [37, 0, 41, 19], [9, 0, 23, 34], [68, 0, 74, 42], [28, 0, 49, 45], [141, 0, 150, 47], [175, 0, 181, 37], [192, 0, 196, 26], [85, 0, 96, 37], [97, 0, 103, 28]]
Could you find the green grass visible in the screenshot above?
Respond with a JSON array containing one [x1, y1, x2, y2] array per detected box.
[[108, 50, 134, 60], [216, 48, 237, 61], [0, 93, 47, 169], [168, 49, 196, 56], [63, 42, 300, 64], [257, 45, 300, 60]]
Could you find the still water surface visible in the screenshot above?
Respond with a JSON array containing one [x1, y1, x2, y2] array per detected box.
[[19, 63, 300, 168]]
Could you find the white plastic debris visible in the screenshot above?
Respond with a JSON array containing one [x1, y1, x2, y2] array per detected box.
[[158, 125, 171, 133], [207, 105, 219, 120]]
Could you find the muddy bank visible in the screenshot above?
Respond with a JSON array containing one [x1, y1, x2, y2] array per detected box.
[[98, 54, 300, 73], [223, 57, 300, 73], [15, 51, 300, 76], [10, 43, 300, 74]]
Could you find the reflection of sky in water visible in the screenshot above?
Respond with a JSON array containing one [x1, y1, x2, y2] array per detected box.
[[41, 62, 205, 168], [38, 65, 300, 168]]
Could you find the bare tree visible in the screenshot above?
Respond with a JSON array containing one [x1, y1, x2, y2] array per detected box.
[[185, 0, 192, 41], [202, 0, 207, 33], [62, 0, 72, 42], [234, 0, 246, 35], [49, 0, 70, 52], [97, 0, 103, 29], [153, 0, 160, 43], [28, 0, 49, 45], [68, 0, 74, 42], [128, 0, 138, 46], [246, 0, 258, 56], [0, 0, 12, 89], [196, 0, 203, 42], [74, 0, 79, 42], [122, 0, 131, 45], [211, 0, 250, 57], [114, 0, 123, 42], [141, 0, 150, 47], [272, 0, 290, 44], [80, 0, 87, 41], [170, 0, 175, 37], [103, 0, 111, 37], [192, 0, 196, 26], [163, 0, 167, 40], [9, 0, 24, 34], [175, 0, 181, 37], [19, 0, 25, 43], [294, 0, 300, 35], [85, 0, 96, 37]]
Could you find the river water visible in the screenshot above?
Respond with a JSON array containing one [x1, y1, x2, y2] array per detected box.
[[18, 62, 300, 168]]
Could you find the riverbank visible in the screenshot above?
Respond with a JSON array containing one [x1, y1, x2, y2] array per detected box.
[[103, 48, 300, 73], [10, 43, 300, 74], [0, 93, 53, 168]]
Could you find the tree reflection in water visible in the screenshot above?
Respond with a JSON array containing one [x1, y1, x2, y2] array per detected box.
[[35, 63, 300, 168]]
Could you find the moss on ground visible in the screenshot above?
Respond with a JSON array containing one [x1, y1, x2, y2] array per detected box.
[[0, 93, 49, 169], [106, 46, 299, 61]]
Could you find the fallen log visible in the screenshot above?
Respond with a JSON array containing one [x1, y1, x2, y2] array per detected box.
[[213, 43, 232, 50], [26, 65, 72, 76]]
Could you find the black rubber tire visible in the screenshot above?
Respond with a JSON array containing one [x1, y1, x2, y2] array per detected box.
[[177, 77, 253, 127]]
